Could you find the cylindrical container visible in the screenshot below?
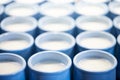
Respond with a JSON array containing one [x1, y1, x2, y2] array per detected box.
[[73, 50, 117, 80], [115, 34, 120, 79], [0, 32, 34, 60], [0, 0, 13, 6], [113, 16, 120, 37], [0, 17, 37, 38], [0, 53, 26, 80], [35, 32, 75, 58], [74, 2, 109, 19], [76, 31, 116, 54], [28, 51, 72, 80], [76, 16, 113, 35], [5, 3, 40, 19], [80, 0, 111, 4], [109, 1, 120, 20], [39, 2, 74, 18], [0, 5, 4, 22], [15, 0, 45, 5], [38, 16, 75, 36], [47, 0, 75, 4]]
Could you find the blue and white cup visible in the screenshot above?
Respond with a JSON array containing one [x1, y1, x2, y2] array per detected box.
[[113, 16, 120, 37], [0, 32, 34, 60], [0, 53, 26, 80], [80, 0, 111, 4], [38, 16, 75, 36], [47, 0, 75, 4], [14, 0, 45, 5], [76, 31, 116, 54], [39, 2, 74, 18], [0, 0, 13, 6], [76, 16, 113, 35], [74, 2, 109, 19], [0, 17, 37, 38], [0, 5, 4, 22], [28, 51, 72, 80], [73, 50, 117, 80], [109, 1, 120, 20], [35, 32, 75, 58], [5, 3, 40, 19]]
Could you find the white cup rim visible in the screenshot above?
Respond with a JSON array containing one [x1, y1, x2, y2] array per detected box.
[[76, 16, 113, 31], [113, 16, 120, 30], [35, 32, 76, 51], [39, 2, 74, 17], [75, 2, 109, 16], [73, 50, 117, 73], [28, 51, 72, 73], [38, 16, 75, 32], [5, 3, 39, 17], [0, 0, 13, 5], [117, 34, 120, 45], [81, 0, 110, 4], [15, 0, 45, 4], [0, 16, 37, 32], [0, 32, 34, 51], [47, 0, 74, 4], [76, 31, 116, 50], [0, 5, 4, 15], [0, 53, 26, 76]]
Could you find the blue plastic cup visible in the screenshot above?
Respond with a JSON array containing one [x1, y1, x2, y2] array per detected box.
[[113, 16, 120, 37], [14, 0, 46, 5], [38, 16, 75, 36], [28, 51, 72, 80], [76, 16, 113, 35], [5, 3, 40, 20], [73, 50, 117, 80], [0, 32, 34, 60], [0, 5, 4, 22], [39, 2, 74, 18], [109, 1, 120, 20], [35, 32, 75, 58], [76, 31, 116, 54], [0, 0, 13, 6], [0, 17, 37, 38], [0, 53, 26, 80], [74, 2, 109, 19]]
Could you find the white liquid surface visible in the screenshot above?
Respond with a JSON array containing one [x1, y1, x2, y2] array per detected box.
[[0, 61, 22, 74], [5, 23, 33, 32], [0, 40, 29, 50], [8, 8, 35, 17], [112, 7, 120, 15], [80, 22, 108, 31], [40, 41, 70, 50], [33, 60, 66, 72], [78, 58, 113, 71], [44, 8, 70, 17], [76, 5, 105, 16], [43, 23, 70, 31], [83, 0, 108, 3], [80, 37, 112, 49]]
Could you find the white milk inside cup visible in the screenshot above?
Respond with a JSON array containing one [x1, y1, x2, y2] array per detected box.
[[0, 61, 22, 74], [33, 60, 66, 72], [82, 0, 109, 4], [0, 39, 29, 50], [80, 21, 109, 31], [8, 7, 35, 17], [42, 23, 70, 32], [5, 23, 33, 32], [0, 0, 12, 5], [75, 3, 107, 16], [15, 0, 44, 4], [80, 37, 112, 49], [78, 58, 112, 71], [40, 40, 70, 50]]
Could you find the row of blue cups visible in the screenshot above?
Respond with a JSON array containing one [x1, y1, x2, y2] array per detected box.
[[2, 15, 120, 37], [0, 50, 117, 80]]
